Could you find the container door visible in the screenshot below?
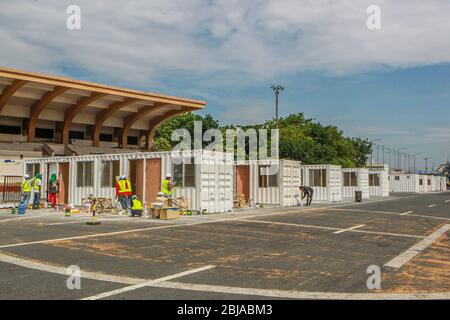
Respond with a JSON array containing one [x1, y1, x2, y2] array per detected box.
[[145, 158, 161, 204], [235, 165, 250, 204], [58, 162, 70, 205]]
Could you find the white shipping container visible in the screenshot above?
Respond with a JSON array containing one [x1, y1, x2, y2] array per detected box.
[[342, 168, 369, 199], [234, 159, 302, 207], [24, 150, 234, 213], [300, 165, 343, 202], [368, 165, 389, 197]]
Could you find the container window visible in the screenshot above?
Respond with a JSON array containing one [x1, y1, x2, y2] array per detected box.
[[419, 179, 423, 186], [0, 125, 21, 135], [427, 179, 431, 186], [25, 163, 40, 177], [101, 160, 120, 187], [309, 169, 327, 187], [172, 157, 196, 188], [343, 172, 358, 187], [258, 165, 278, 188], [369, 174, 380, 186], [77, 161, 94, 187], [395, 176, 400, 181]]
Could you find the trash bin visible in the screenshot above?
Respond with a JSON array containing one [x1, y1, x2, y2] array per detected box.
[[355, 191, 363, 203]]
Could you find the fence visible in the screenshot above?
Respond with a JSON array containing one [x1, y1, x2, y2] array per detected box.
[[0, 176, 22, 204]]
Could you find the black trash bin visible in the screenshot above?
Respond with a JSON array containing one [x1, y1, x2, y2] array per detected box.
[[355, 191, 363, 203]]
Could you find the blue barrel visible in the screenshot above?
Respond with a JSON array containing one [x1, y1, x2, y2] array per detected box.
[[18, 203, 27, 215]]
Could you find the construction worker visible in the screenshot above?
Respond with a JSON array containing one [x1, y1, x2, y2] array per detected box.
[[162, 173, 175, 197], [299, 186, 314, 206], [32, 173, 42, 209], [123, 175, 133, 209], [130, 195, 144, 217], [20, 174, 33, 208], [115, 176, 127, 212]]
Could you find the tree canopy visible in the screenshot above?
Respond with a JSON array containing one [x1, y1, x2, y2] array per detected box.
[[155, 112, 372, 167]]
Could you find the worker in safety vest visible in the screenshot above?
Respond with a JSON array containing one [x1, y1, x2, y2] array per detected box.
[[32, 173, 42, 209], [130, 195, 143, 217], [115, 176, 127, 211], [21, 174, 33, 208], [124, 175, 133, 209], [162, 173, 175, 197]]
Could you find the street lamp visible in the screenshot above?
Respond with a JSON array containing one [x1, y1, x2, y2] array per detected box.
[[271, 85, 285, 129], [424, 157, 432, 173], [412, 153, 421, 174], [397, 148, 407, 171], [369, 139, 382, 166]]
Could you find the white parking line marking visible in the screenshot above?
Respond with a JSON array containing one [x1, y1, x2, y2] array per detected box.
[[384, 224, 450, 269], [0, 251, 448, 300], [428, 204, 437, 208], [400, 211, 414, 216], [330, 208, 450, 221], [334, 224, 365, 234], [81, 265, 215, 300], [445, 200, 450, 203], [237, 219, 424, 239]]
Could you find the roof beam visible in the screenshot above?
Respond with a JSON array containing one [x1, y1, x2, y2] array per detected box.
[[145, 108, 196, 151], [62, 92, 108, 144], [28, 86, 71, 142], [92, 98, 140, 147], [120, 103, 170, 149], [0, 80, 28, 114]]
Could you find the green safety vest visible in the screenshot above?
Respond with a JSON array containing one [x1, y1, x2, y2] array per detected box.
[[132, 199, 143, 210], [162, 179, 172, 196], [21, 179, 32, 193]]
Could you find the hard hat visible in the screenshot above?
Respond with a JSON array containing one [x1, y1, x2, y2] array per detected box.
[[24, 174, 30, 179], [132, 195, 137, 200], [121, 175, 127, 179], [115, 176, 121, 181], [166, 173, 172, 178], [157, 192, 164, 196]]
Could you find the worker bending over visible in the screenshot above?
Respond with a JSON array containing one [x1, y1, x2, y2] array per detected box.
[[299, 186, 314, 206]]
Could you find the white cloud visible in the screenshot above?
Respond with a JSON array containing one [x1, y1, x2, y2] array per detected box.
[[1, 0, 450, 87]]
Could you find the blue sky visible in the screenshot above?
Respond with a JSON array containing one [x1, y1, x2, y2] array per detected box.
[[1, 0, 449, 169]]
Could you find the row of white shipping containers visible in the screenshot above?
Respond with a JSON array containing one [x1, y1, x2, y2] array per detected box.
[[24, 150, 234, 213], [368, 165, 390, 197], [300, 165, 343, 202], [234, 160, 303, 207], [389, 173, 447, 193], [342, 168, 369, 199]]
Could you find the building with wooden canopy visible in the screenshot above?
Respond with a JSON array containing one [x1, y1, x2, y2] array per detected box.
[[0, 66, 205, 158]]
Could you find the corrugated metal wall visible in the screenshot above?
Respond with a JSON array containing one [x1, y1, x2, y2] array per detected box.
[[342, 168, 369, 199], [24, 150, 233, 213], [369, 166, 389, 197], [300, 165, 343, 202], [389, 173, 420, 193], [234, 160, 303, 207]]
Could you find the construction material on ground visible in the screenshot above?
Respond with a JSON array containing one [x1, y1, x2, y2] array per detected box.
[[160, 207, 180, 220]]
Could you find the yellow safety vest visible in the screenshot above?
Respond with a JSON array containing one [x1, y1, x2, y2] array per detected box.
[[162, 179, 172, 196], [33, 178, 41, 192], [21, 179, 32, 193], [124, 179, 132, 193], [118, 180, 127, 193], [132, 199, 143, 210]]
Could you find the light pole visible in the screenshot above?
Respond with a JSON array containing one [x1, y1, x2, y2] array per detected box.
[[424, 157, 432, 173], [412, 153, 421, 174], [370, 139, 381, 166], [397, 148, 407, 171], [271, 85, 285, 129]]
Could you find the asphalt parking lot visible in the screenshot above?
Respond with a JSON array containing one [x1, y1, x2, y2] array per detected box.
[[0, 192, 449, 300]]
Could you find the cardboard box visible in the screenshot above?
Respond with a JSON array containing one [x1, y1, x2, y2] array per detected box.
[[160, 207, 180, 220]]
